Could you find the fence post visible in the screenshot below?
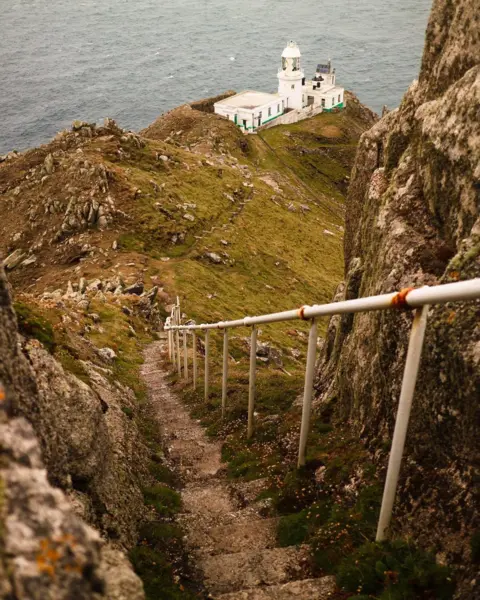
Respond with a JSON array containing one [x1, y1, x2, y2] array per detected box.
[[193, 331, 198, 389], [297, 318, 318, 468], [376, 305, 429, 542], [183, 330, 188, 382], [248, 325, 257, 439], [204, 330, 210, 401], [222, 328, 229, 418]]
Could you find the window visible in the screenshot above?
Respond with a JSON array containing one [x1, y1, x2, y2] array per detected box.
[[291, 84, 295, 90], [338, 95, 341, 103], [321, 98, 325, 108], [277, 104, 280, 113], [332, 98, 335, 106], [259, 111, 262, 119], [268, 107, 272, 117]]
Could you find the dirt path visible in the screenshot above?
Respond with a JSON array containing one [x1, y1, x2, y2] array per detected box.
[[141, 341, 335, 599]]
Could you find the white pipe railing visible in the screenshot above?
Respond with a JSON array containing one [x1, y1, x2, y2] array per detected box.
[[165, 279, 480, 541]]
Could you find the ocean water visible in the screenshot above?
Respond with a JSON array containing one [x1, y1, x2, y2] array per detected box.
[[0, 0, 431, 154]]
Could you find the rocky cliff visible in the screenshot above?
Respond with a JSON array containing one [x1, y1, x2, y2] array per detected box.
[[314, 0, 479, 597], [0, 267, 145, 599]]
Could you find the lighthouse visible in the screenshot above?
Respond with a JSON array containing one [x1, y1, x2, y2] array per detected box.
[[214, 39, 345, 132], [277, 41, 304, 110]]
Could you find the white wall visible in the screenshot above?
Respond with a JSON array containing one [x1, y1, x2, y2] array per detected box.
[[278, 74, 303, 110], [258, 103, 323, 131]]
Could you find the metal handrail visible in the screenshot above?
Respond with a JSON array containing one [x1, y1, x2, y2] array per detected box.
[[164, 279, 480, 542]]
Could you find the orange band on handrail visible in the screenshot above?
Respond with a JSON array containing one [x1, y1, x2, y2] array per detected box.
[[391, 287, 415, 309], [298, 306, 308, 320]]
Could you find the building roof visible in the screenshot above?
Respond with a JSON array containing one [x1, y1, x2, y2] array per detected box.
[[282, 41, 302, 59], [214, 90, 281, 110]]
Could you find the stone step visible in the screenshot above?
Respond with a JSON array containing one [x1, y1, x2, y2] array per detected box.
[[182, 482, 239, 519], [215, 576, 336, 600], [168, 438, 222, 470], [200, 546, 311, 595], [187, 517, 278, 556]]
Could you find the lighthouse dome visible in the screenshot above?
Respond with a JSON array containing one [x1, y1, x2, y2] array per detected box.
[[282, 41, 301, 59]]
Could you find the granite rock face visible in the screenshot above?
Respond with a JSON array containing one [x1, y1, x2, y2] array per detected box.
[[314, 1, 479, 597], [0, 265, 145, 599]]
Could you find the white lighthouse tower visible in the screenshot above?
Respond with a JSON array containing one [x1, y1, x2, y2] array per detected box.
[[277, 41, 304, 110]]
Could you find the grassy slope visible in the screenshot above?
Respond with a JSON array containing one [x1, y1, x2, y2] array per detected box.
[[133, 102, 372, 351]]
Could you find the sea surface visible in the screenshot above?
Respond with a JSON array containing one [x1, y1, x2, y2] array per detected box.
[[0, 0, 431, 154]]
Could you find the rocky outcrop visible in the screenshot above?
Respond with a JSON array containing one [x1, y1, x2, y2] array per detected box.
[[190, 90, 236, 114], [0, 265, 145, 598], [314, 1, 479, 597], [20, 341, 149, 546]]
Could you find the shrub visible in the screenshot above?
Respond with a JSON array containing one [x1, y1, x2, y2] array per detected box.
[[336, 540, 455, 599]]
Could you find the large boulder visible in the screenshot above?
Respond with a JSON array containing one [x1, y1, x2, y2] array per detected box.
[[314, 1, 479, 597]]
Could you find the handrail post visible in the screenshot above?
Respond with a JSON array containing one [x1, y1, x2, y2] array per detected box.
[[376, 305, 429, 542], [176, 330, 181, 376], [248, 325, 257, 439], [204, 330, 210, 401], [297, 318, 318, 467], [193, 331, 198, 389], [222, 328, 229, 418], [183, 330, 188, 382], [176, 304, 182, 377], [171, 313, 177, 371]]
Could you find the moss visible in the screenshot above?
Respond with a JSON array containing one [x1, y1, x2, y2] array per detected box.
[[336, 540, 455, 599], [138, 522, 184, 552], [310, 485, 382, 574], [277, 499, 332, 547], [129, 546, 197, 600], [55, 348, 91, 384], [148, 462, 177, 486], [121, 406, 134, 419], [385, 131, 409, 173], [14, 301, 55, 352], [143, 485, 182, 517]]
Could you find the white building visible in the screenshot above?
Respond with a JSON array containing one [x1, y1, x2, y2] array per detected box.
[[304, 60, 345, 112], [214, 41, 345, 132]]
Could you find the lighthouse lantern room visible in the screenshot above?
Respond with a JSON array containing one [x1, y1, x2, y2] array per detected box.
[[277, 41, 305, 110]]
